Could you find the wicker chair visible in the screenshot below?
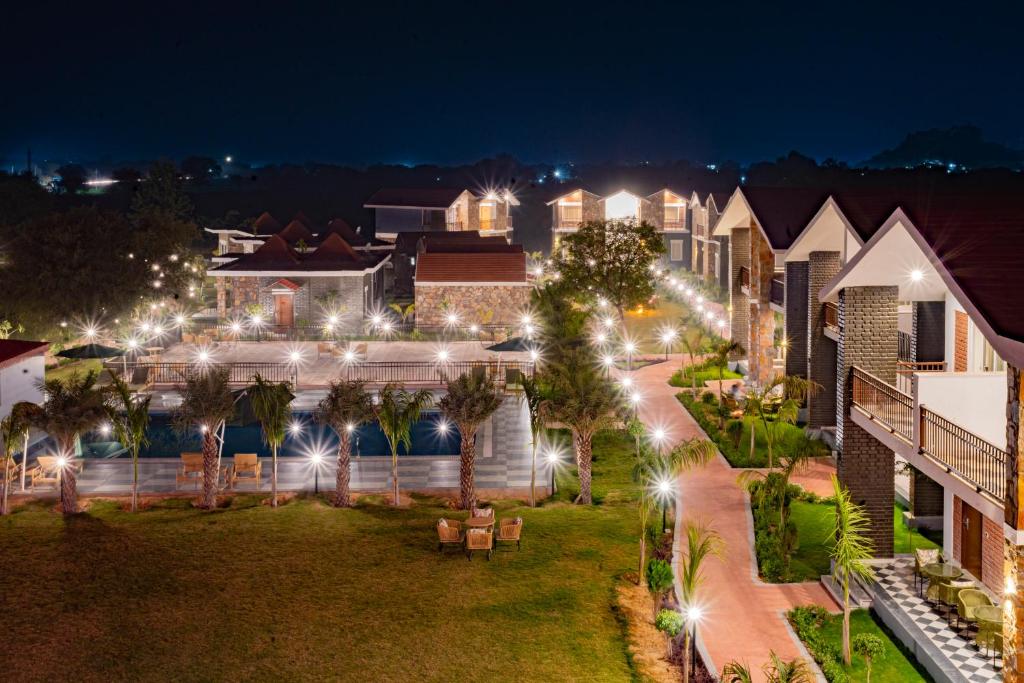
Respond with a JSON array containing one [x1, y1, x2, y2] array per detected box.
[[933, 579, 974, 624], [914, 548, 941, 594], [229, 454, 261, 490], [956, 588, 993, 631], [471, 506, 495, 522], [436, 518, 463, 553], [465, 528, 493, 561], [976, 626, 1004, 663], [495, 517, 523, 551]]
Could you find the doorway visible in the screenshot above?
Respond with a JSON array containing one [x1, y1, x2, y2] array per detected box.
[[274, 294, 294, 327], [960, 500, 983, 579]]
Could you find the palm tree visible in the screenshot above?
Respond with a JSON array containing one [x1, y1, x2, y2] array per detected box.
[[1, 406, 30, 515], [171, 367, 235, 509], [710, 339, 744, 427], [680, 326, 708, 391], [829, 473, 875, 665], [519, 375, 546, 507], [247, 373, 294, 507], [439, 373, 503, 509], [17, 371, 107, 514], [678, 520, 724, 683], [541, 350, 621, 504], [744, 374, 820, 468], [104, 374, 151, 512], [376, 383, 433, 506], [762, 652, 812, 683], [631, 444, 660, 585], [315, 380, 375, 507], [721, 660, 754, 683]]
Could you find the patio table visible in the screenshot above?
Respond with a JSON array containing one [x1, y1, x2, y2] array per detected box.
[[923, 563, 962, 581], [466, 516, 494, 529]]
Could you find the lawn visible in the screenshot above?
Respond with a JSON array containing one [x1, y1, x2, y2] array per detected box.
[[0, 430, 645, 682], [622, 298, 690, 352], [668, 364, 742, 390], [788, 501, 941, 581], [45, 358, 102, 383]]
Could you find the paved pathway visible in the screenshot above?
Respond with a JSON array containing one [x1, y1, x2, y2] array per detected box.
[[624, 356, 837, 679]]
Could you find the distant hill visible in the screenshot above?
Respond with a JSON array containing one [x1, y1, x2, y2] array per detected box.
[[863, 125, 1024, 170]]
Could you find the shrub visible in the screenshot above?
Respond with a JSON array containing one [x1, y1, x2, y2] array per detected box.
[[725, 419, 744, 449], [852, 633, 885, 683], [645, 558, 674, 597], [654, 609, 684, 637], [700, 391, 718, 406], [787, 606, 849, 683]]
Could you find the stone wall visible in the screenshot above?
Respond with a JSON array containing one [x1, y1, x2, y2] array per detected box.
[[717, 236, 730, 292], [807, 251, 841, 428], [784, 261, 809, 378], [232, 276, 260, 310], [1006, 364, 1022, 677], [664, 234, 691, 269], [729, 228, 751, 360], [749, 226, 777, 384], [415, 284, 532, 328]]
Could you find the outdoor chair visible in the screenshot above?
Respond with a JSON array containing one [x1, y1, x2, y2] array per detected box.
[[229, 454, 261, 490], [914, 548, 941, 594], [955, 588, 993, 631], [27, 456, 66, 491], [976, 627, 1003, 663], [175, 452, 205, 490], [471, 506, 495, 523], [465, 528, 493, 561], [317, 342, 334, 358], [934, 579, 974, 624], [436, 518, 463, 553], [495, 517, 523, 551]]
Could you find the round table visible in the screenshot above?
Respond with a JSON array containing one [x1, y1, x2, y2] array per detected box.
[[923, 563, 962, 581], [466, 516, 494, 529]]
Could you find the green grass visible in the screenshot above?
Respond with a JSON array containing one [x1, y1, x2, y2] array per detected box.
[[0, 430, 645, 681], [45, 358, 102, 383], [788, 501, 942, 581], [622, 298, 690, 352], [668, 365, 742, 389]]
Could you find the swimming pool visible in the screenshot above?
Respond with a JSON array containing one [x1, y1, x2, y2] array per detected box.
[[78, 412, 462, 458]]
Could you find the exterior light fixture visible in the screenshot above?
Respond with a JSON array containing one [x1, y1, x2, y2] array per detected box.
[[910, 269, 924, 282]]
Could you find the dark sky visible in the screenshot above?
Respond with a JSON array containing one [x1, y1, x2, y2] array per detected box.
[[3, 1, 1021, 166]]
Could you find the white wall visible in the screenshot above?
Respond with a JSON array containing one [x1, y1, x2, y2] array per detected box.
[[0, 356, 44, 420], [914, 371, 1007, 449]]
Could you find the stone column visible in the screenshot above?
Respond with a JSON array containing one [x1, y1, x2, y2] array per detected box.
[[784, 261, 809, 378], [750, 228, 776, 384], [216, 278, 227, 319], [807, 251, 841, 428], [729, 228, 750, 360], [717, 236, 730, 293], [1006, 364, 1023, 678], [836, 285, 899, 557]]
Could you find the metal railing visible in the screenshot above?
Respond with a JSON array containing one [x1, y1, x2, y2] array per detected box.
[[770, 277, 785, 307], [556, 219, 582, 230], [898, 331, 913, 361], [850, 367, 913, 441], [121, 362, 296, 386], [895, 360, 947, 394], [739, 266, 750, 292], [920, 407, 1007, 501], [340, 360, 534, 388], [823, 302, 840, 332]]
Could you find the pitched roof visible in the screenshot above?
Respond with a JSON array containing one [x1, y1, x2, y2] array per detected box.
[[740, 186, 833, 250], [276, 220, 316, 244], [393, 230, 486, 256], [304, 233, 363, 263], [210, 233, 387, 274], [251, 211, 282, 235], [292, 210, 316, 229], [364, 187, 465, 209], [271, 278, 301, 291], [415, 252, 527, 283], [0, 339, 48, 369]]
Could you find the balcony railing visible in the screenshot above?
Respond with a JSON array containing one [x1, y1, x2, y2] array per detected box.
[[895, 360, 946, 394], [341, 360, 534, 388], [898, 331, 912, 361], [851, 367, 913, 441], [770, 277, 785, 307], [823, 302, 840, 332], [738, 266, 750, 293], [663, 219, 686, 230], [556, 219, 582, 230], [119, 362, 297, 387], [920, 408, 1007, 501]]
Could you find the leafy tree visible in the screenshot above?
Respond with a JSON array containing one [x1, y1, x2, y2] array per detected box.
[[388, 302, 415, 325], [131, 160, 193, 220], [1, 406, 31, 515], [645, 558, 674, 615], [439, 373, 504, 509], [829, 474, 875, 665], [555, 219, 666, 322], [55, 163, 86, 194], [16, 371, 107, 514], [743, 374, 820, 468], [104, 374, 152, 512], [654, 609, 684, 660], [530, 281, 589, 365], [376, 384, 433, 506], [171, 367, 235, 509], [710, 339, 744, 427], [678, 520, 724, 683], [852, 633, 885, 683], [315, 380, 375, 507], [518, 375, 547, 507], [247, 374, 294, 507]]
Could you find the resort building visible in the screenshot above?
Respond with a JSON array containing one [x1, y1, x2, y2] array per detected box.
[[364, 187, 518, 242], [0, 340, 47, 420], [391, 230, 519, 298], [547, 187, 692, 267], [689, 191, 731, 289]]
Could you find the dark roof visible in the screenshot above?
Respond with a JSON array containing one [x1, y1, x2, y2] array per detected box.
[[212, 233, 387, 273], [364, 187, 464, 209], [251, 211, 282, 235], [292, 210, 316, 230], [0, 339, 48, 369], [276, 220, 316, 244], [708, 192, 731, 211], [422, 241, 522, 254], [741, 186, 833, 250], [303, 233, 363, 264], [393, 230, 486, 256], [415, 252, 527, 283]]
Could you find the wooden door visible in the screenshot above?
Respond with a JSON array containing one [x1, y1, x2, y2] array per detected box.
[[961, 501, 983, 579], [274, 295, 294, 327]]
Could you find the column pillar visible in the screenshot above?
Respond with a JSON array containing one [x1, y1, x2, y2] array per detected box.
[[729, 228, 750, 360], [807, 251, 841, 428], [784, 261, 809, 378], [836, 285, 899, 557], [1005, 364, 1023, 678], [750, 227, 776, 384], [909, 468, 943, 517]]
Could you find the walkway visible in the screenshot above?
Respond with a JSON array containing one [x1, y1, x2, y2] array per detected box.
[[624, 356, 837, 678]]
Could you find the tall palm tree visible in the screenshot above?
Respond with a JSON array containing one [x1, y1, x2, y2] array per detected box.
[[631, 444, 660, 586], [680, 326, 708, 391], [247, 373, 294, 507], [1, 406, 31, 515], [678, 520, 724, 683], [519, 375, 546, 507], [17, 371, 107, 514], [376, 383, 433, 506], [171, 367, 235, 509], [829, 473, 875, 665], [710, 339, 743, 427], [541, 350, 621, 504], [315, 380, 375, 507], [440, 373, 503, 510], [104, 374, 151, 512]]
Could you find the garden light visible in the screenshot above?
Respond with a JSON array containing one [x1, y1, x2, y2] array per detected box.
[[696, 296, 704, 304], [436, 420, 450, 435], [198, 350, 210, 362], [343, 349, 356, 363], [595, 332, 607, 344], [174, 314, 185, 326], [250, 313, 263, 325], [717, 319, 726, 329], [620, 376, 633, 389], [529, 348, 540, 362], [445, 311, 460, 326], [289, 421, 302, 436], [230, 322, 242, 334], [99, 423, 111, 436], [328, 314, 339, 325], [686, 605, 703, 624], [469, 324, 479, 334], [346, 423, 355, 433], [601, 354, 614, 368]]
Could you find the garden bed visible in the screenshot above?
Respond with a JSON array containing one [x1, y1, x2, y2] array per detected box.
[[668, 362, 742, 389]]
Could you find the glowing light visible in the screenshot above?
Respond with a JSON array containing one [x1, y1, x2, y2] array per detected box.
[[532, 267, 543, 277], [381, 321, 394, 333], [696, 296, 704, 304], [445, 311, 460, 326], [620, 377, 633, 389], [602, 316, 615, 329], [469, 324, 479, 334], [56, 456, 68, 469], [601, 354, 615, 367], [151, 263, 161, 272], [328, 314, 338, 325], [717, 319, 726, 329], [345, 423, 355, 433], [152, 280, 162, 288], [84, 326, 98, 339], [169, 254, 179, 262], [705, 311, 714, 320], [596, 332, 607, 344], [660, 328, 677, 345], [371, 314, 383, 326], [910, 269, 924, 282], [629, 391, 642, 406], [529, 348, 540, 362], [289, 421, 303, 436], [153, 325, 164, 336], [310, 450, 324, 465], [198, 350, 210, 362], [524, 323, 535, 336], [436, 420, 450, 435], [657, 479, 672, 495], [686, 605, 703, 624], [597, 297, 608, 308], [230, 322, 242, 333], [652, 428, 667, 443], [126, 338, 139, 350], [251, 313, 263, 325], [685, 288, 693, 296], [200, 425, 209, 433], [344, 349, 356, 362], [174, 314, 185, 326], [623, 341, 637, 354], [521, 314, 533, 326], [696, 305, 704, 313], [436, 348, 450, 363], [99, 423, 111, 436], [140, 322, 152, 332]]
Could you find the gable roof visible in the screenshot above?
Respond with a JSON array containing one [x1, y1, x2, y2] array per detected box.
[[304, 233, 363, 263], [0, 339, 48, 370], [415, 251, 527, 284], [276, 220, 316, 244], [364, 187, 465, 209], [738, 186, 833, 250], [292, 210, 316, 229], [251, 211, 282, 235]]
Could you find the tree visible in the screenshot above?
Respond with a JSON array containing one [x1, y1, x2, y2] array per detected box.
[[530, 281, 589, 365], [519, 375, 546, 507], [16, 371, 107, 514], [541, 349, 621, 504], [376, 384, 433, 506], [0, 406, 30, 515], [678, 520, 724, 683], [645, 558, 673, 616], [710, 339, 744, 428], [721, 660, 754, 683], [104, 374, 151, 512], [247, 374, 294, 508], [852, 633, 885, 683], [555, 219, 666, 322], [680, 326, 708, 391], [131, 160, 193, 220], [55, 163, 86, 194], [743, 374, 820, 469], [315, 380, 375, 507], [829, 474, 875, 665], [439, 373, 503, 509], [171, 367, 235, 509], [654, 609, 684, 659]]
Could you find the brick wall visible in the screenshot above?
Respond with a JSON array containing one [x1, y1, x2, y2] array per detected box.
[[910, 468, 944, 517], [807, 252, 841, 428], [953, 496, 963, 561], [912, 301, 945, 363], [415, 284, 531, 328], [981, 514, 1002, 594], [784, 261, 809, 378], [954, 310, 969, 371], [729, 228, 751, 360], [717, 236, 730, 292]]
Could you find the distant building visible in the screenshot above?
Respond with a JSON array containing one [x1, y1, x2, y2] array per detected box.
[[364, 187, 518, 242]]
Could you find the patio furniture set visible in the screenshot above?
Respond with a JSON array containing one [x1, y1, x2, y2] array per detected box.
[[914, 548, 1002, 663], [176, 452, 263, 491], [437, 507, 523, 560], [1, 455, 86, 492]]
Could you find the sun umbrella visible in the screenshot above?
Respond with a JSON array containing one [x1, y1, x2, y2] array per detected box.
[[485, 336, 531, 352], [56, 344, 125, 359]]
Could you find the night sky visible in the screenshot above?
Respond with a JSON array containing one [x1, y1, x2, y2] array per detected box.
[[3, 1, 1021, 166]]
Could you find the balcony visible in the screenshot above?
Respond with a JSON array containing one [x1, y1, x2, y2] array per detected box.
[[823, 302, 840, 339], [738, 265, 750, 294], [555, 219, 582, 231], [663, 219, 686, 231], [769, 277, 784, 310], [850, 367, 1008, 502]]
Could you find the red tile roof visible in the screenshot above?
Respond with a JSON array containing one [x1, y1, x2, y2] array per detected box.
[[271, 278, 302, 291], [304, 233, 362, 263], [0, 340, 48, 369], [211, 234, 387, 274], [415, 252, 527, 284]]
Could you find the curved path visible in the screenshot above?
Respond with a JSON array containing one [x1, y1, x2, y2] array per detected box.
[[622, 357, 837, 679]]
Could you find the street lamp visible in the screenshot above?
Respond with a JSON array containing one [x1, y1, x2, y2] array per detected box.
[[655, 476, 674, 533], [659, 328, 677, 360], [546, 448, 561, 494], [309, 450, 324, 494], [623, 340, 637, 371]]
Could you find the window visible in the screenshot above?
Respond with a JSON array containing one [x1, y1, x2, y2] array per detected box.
[[479, 201, 497, 230], [670, 240, 684, 261]]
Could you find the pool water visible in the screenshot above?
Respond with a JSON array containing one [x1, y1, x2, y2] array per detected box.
[[79, 412, 462, 458]]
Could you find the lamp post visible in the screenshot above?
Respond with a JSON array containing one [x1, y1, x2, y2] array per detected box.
[[546, 450, 559, 495], [310, 451, 323, 494], [660, 328, 677, 361], [623, 340, 637, 372]]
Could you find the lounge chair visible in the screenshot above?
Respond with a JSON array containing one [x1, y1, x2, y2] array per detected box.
[[956, 588, 993, 631], [229, 453, 261, 490], [465, 528, 493, 561], [317, 342, 334, 358], [175, 452, 205, 490], [27, 456, 63, 491], [436, 518, 463, 553], [495, 517, 523, 550]]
